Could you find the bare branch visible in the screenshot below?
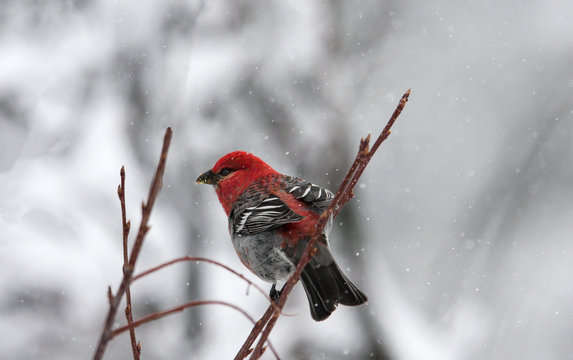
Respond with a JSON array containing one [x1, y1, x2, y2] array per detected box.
[[132, 256, 286, 314], [242, 89, 411, 360], [118, 166, 140, 359], [234, 306, 276, 360], [111, 300, 280, 360], [93, 127, 173, 360]]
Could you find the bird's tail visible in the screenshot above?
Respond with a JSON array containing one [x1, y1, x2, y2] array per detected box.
[[300, 251, 368, 321]]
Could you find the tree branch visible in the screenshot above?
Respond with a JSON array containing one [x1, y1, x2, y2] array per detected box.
[[111, 300, 280, 360], [234, 306, 276, 360], [118, 166, 140, 359], [239, 89, 411, 360], [93, 127, 173, 360], [132, 256, 285, 314]]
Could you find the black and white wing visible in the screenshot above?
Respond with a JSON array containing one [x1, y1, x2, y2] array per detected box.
[[284, 178, 335, 236], [231, 195, 303, 236], [286, 181, 334, 211]]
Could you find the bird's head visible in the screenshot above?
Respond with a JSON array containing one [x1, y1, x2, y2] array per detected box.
[[197, 151, 275, 214]]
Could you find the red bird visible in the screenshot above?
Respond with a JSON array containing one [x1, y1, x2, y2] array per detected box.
[[197, 151, 367, 321]]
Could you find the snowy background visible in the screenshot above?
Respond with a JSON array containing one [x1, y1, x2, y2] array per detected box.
[[1, 1, 572, 359]]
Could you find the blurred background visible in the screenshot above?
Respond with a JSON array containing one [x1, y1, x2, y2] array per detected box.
[[1, 1, 572, 359]]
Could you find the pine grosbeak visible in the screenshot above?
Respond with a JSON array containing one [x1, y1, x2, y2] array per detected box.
[[197, 151, 367, 321]]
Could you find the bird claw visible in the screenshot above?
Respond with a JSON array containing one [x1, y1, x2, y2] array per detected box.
[[269, 284, 281, 303]]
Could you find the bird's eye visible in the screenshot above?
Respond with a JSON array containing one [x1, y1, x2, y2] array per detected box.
[[219, 168, 233, 176]]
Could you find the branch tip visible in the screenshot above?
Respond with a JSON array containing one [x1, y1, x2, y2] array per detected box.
[[398, 89, 410, 109], [107, 287, 113, 304]]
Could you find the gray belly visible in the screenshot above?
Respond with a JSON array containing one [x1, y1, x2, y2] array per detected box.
[[232, 232, 295, 283]]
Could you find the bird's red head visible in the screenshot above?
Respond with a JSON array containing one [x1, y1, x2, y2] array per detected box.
[[196, 151, 277, 215]]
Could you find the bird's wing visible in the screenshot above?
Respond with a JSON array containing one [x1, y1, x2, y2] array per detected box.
[[285, 180, 335, 211], [283, 177, 335, 237], [231, 195, 303, 236]]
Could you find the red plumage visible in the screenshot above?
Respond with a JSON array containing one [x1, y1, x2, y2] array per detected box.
[[197, 151, 367, 321]]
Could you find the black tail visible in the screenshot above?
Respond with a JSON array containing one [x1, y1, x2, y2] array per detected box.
[[300, 256, 368, 321]]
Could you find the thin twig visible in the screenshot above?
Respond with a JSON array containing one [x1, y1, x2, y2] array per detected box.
[[234, 306, 276, 360], [118, 166, 140, 359], [132, 256, 285, 314], [111, 300, 280, 360], [111, 300, 251, 335], [93, 127, 173, 360], [331, 136, 371, 219], [342, 89, 411, 213], [242, 89, 411, 360]]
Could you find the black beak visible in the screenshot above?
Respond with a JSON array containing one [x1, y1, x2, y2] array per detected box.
[[196, 169, 217, 185]]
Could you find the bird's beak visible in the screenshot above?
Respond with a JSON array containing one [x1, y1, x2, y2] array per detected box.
[[196, 169, 217, 185]]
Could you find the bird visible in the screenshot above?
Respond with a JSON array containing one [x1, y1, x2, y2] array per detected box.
[[196, 151, 367, 321]]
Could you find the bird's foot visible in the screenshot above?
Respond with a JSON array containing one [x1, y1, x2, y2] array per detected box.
[[269, 284, 281, 303]]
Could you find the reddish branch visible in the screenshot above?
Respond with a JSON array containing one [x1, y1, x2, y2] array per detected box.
[[235, 306, 276, 360], [111, 300, 255, 336], [118, 166, 140, 359], [132, 256, 285, 314], [93, 127, 173, 360], [111, 299, 280, 359], [238, 89, 411, 360]]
